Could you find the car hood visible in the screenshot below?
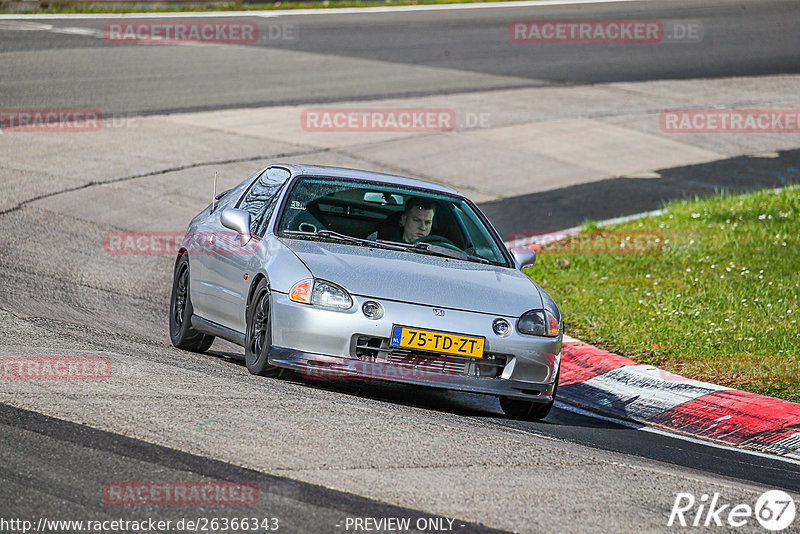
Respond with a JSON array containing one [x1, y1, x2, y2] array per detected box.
[[281, 238, 543, 316]]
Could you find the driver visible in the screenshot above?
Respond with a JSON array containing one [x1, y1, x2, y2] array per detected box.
[[368, 197, 436, 243], [399, 197, 435, 243]]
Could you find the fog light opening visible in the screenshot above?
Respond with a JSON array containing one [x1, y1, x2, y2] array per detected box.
[[493, 318, 511, 337], [362, 300, 384, 320]]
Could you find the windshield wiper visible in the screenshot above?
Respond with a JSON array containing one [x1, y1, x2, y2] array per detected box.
[[284, 231, 495, 264], [413, 242, 493, 264], [284, 229, 361, 244], [377, 239, 493, 264], [283, 230, 408, 251]]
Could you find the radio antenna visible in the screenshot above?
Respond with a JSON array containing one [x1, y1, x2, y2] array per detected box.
[[212, 171, 218, 212]]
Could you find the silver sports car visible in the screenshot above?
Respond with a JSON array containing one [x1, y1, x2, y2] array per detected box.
[[170, 164, 563, 420]]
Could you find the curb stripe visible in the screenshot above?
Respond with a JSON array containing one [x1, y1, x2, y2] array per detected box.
[[560, 363, 729, 420], [646, 389, 800, 444], [558, 341, 637, 385], [558, 342, 800, 457], [766, 433, 800, 459]]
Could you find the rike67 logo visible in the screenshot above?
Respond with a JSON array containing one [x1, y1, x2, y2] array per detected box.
[[669, 490, 796, 531]]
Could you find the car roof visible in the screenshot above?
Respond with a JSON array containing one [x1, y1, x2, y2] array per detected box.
[[271, 164, 461, 196]]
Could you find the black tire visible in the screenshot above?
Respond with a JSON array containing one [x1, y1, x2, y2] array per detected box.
[[169, 254, 214, 352], [244, 279, 282, 377], [500, 370, 559, 421]]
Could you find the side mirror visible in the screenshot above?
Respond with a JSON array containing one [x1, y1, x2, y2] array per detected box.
[[220, 208, 252, 246], [510, 246, 536, 269]]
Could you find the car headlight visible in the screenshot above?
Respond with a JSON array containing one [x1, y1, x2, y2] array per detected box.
[[289, 279, 353, 310], [517, 310, 560, 336]]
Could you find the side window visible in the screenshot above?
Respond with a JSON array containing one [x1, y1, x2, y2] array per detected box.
[[237, 167, 291, 234], [453, 204, 505, 264], [255, 182, 287, 236]]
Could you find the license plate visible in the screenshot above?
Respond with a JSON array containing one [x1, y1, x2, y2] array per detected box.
[[390, 325, 485, 358]]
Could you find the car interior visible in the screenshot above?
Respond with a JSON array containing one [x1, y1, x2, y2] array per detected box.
[[283, 186, 471, 250]]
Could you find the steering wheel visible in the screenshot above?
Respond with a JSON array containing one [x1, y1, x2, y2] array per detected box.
[[414, 234, 463, 252]]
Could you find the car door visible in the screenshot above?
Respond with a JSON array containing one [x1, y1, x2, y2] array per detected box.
[[198, 167, 290, 330]]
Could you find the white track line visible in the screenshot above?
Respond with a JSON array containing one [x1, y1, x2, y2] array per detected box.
[[0, 0, 643, 19]]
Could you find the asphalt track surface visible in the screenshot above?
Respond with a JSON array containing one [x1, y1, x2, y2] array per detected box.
[[2, 0, 800, 532], [1, 0, 799, 114]]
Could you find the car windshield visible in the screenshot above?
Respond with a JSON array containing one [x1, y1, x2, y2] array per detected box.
[[276, 176, 510, 266]]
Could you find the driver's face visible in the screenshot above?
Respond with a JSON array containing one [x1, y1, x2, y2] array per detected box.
[[400, 208, 434, 243]]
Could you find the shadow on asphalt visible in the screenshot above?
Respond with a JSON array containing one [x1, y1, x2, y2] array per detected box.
[[203, 349, 632, 431], [481, 148, 800, 239], [203, 346, 501, 417], [200, 331, 629, 429]]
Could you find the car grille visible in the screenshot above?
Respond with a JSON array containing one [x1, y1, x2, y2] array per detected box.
[[353, 335, 507, 378]]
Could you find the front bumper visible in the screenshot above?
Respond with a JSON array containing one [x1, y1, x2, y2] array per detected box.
[[270, 346, 556, 402], [269, 290, 561, 402]]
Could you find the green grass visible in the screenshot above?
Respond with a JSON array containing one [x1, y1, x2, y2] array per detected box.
[[525, 186, 800, 402], [1, 0, 530, 15]]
